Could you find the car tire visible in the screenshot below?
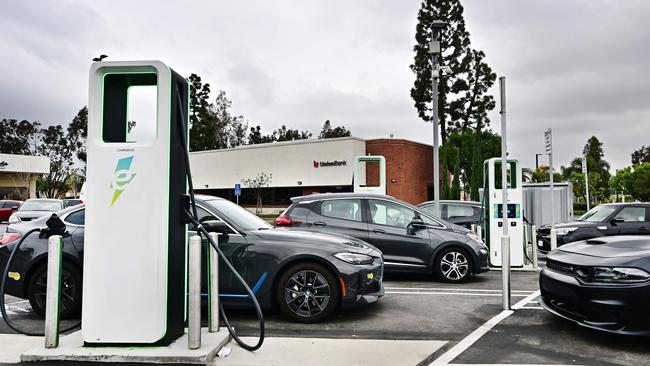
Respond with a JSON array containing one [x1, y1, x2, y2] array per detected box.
[[27, 262, 82, 319], [434, 247, 473, 283], [276, 262, 340, 323]]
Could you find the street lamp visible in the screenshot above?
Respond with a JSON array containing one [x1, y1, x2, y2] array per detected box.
[[535, 153, 544, 170], [429, 20, 448, 218]]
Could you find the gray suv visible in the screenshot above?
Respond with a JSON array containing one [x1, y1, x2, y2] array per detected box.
[[277, 193, 489, 282]]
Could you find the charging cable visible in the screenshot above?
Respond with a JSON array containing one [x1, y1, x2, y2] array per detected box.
[[175, 88, 264, 351]]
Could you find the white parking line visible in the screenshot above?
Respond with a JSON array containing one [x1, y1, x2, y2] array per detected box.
[[386, 291, 531, 297], [429, 290, 541, 365], [385, 286, 534, 293]]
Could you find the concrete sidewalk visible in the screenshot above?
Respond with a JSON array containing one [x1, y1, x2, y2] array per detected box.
[[216, 337, 446, 366]]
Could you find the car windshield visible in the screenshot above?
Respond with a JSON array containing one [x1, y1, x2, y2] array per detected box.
[[19, 200, 62, 212], [577, 205, 618, 222], [205, 199, 272, 231]]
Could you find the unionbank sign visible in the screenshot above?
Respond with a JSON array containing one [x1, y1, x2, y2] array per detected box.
[[313, 160, 347, 168]]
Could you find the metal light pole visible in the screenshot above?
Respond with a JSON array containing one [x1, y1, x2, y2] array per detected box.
[[429, 20, 448, 218], [545, 129, 557, 250], [499, 77, 510, 310], [582, 157, 590, 211]]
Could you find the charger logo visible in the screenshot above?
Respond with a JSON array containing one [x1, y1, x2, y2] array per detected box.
[[110, 156, 136, 206]]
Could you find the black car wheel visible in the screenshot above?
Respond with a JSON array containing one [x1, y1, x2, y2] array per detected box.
[[276, 262, 340, 323], [27, 263, 82, 319], [434, 247, 472, 282]]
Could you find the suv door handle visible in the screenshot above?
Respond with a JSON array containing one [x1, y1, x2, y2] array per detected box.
[[372, 228, 386, 234], [313, 222, 327, 227]]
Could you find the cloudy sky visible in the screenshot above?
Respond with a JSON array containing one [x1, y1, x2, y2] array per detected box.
[[1, 1, 648, 170]]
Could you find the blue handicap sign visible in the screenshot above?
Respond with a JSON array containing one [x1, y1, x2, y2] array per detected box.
[[234, 183, 241, 196]]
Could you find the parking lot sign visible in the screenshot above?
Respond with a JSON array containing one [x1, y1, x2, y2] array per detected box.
[[544, 129, 552, 154], [234, 183, 241, 196]]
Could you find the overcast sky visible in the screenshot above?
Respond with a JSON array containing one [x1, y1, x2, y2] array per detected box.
[[1, 1, 648, 170]]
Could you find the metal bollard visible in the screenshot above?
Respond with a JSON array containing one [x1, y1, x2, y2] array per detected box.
[[523, 225, 529, 265], [531, 225, 539, 268], [207, 233, 220, 333], [470, 224, 476, 234], [188, 235, 201, 349], [550, 229, 557, 251], [475, 225, 482, 240], [501, 235, 511, 310], [45, 235, 63, 349]]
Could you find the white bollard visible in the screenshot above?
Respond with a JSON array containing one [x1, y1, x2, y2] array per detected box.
[[207, 233, 220, 333], [531, 225, 539, 269], [475, 225, 482, 240], [45, 235, 63, 349], [188, 235, 201, 349], [550, 229, 557, 251]]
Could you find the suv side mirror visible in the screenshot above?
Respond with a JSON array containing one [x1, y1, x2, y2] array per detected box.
[[203, 220, 233, 235], [407, 217, 426, 235], [610, 217, 625, 225], [10, 205, 19, 210]]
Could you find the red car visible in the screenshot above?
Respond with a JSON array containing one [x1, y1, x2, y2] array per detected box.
[[0, 200, 22, 222]]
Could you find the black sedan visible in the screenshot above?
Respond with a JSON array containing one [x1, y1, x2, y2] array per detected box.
[[537, 203, 650, 251], [539, 235, 650, 336], [418, 200, 483, 229], [0, 195, 384, 323]]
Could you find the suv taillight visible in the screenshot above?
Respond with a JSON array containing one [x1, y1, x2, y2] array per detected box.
[[275, 214, 302, 227], [0, 233, 22, 246]]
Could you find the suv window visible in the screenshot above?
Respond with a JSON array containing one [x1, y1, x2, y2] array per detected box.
[[369, 199, 417, 228], [320, 199, 362, 222], [65, 209, 85, 225], [446, 204, 475, 219], [616, 207, 647, 222]]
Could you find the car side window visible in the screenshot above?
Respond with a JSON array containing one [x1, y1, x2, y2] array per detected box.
[[319, 199, 362, 222], [369, 199, 417, 228], [419, 205, 436, 218], [65, 209, 85, 226], [447, 204, 475, 219], [616, 207, 647, 222]]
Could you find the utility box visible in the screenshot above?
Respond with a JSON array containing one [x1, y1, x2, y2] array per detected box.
[[522, 182, 574, 227]]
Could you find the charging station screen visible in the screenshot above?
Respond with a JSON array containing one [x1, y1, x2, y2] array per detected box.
[[494, 204, 520, 218]]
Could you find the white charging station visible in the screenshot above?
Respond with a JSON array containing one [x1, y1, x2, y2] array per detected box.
[[83, 61, 190, 346], [353, 155, 386, 195], [483, 157, 524, 267]]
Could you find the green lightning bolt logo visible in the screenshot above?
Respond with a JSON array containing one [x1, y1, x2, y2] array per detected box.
[[110, 156, 136, 206]]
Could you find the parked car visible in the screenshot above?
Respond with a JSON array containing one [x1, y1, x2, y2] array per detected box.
[[418, 200, 482, 229], [540, 235, 650, 336], [0, 200, 22, 222], [276, 193, 489, 282], [7, 199, 64, 224], [0, 195, 384, 323], [537, 203, 649, 251], [62, 199, 83, 208]]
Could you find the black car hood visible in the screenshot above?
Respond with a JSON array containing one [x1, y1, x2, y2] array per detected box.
[[252, 228, 381, 256], [559, 236, 650, 258], [542, 221, 599, 229]]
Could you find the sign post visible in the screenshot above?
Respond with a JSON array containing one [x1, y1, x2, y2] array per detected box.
[[582, 157, 590, 211], [234, 183, 241, 205], [499, 76, 510, 311], [545, 129, 556, 250]]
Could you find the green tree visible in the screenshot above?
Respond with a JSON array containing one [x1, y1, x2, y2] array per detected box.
[[248, 126, 276, 144], [631, 145, 650, 165], [612, 163, 650, 202], [0, 119, 41, 155], [529, 166, 563, 183], [562, 136, 611, 201], [242, 172, 272, 216], [410, 0, 496, 142], [67, 107, 88, 165], [188, 74, 214, 151], [318, 120, 352, 139], [37, 125, 73, 198], [273, 125, 311, 142]]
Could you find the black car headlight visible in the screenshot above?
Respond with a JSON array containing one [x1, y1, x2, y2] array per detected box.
[[334, 252, 374, 265], [592, 267, 650, 283]]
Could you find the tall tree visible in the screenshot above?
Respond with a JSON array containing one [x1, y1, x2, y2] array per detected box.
[[0, 119, 41, 155], [188, 74, 216, 151], [67, 107, 88, 165], [631, 145, 650, 165], [37, 125, 73, 198], [248, 126, 276, 144], [410, 0, 496, 142], [274, 125, 311, 142], [318, 120, 352, 139], [562, 136, 611, 201]]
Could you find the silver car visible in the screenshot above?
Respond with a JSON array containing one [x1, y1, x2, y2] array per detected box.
[[8, 198, 64, 224]]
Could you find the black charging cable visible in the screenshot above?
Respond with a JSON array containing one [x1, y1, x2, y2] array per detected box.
[[175, 88, 264, 351], [0, 222, 81, 336]]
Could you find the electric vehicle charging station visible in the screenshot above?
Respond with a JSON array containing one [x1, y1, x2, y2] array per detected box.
[[353, 155, 386, 195], [482, 157, 525, 268], [83, 61, 190, 345]]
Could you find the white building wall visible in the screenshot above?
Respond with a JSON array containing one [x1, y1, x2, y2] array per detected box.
[[189, 137, 366, 189], [0, 154, 50, 174]]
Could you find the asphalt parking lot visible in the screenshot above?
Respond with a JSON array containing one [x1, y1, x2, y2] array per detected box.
[[1, 237, 650, 365]]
